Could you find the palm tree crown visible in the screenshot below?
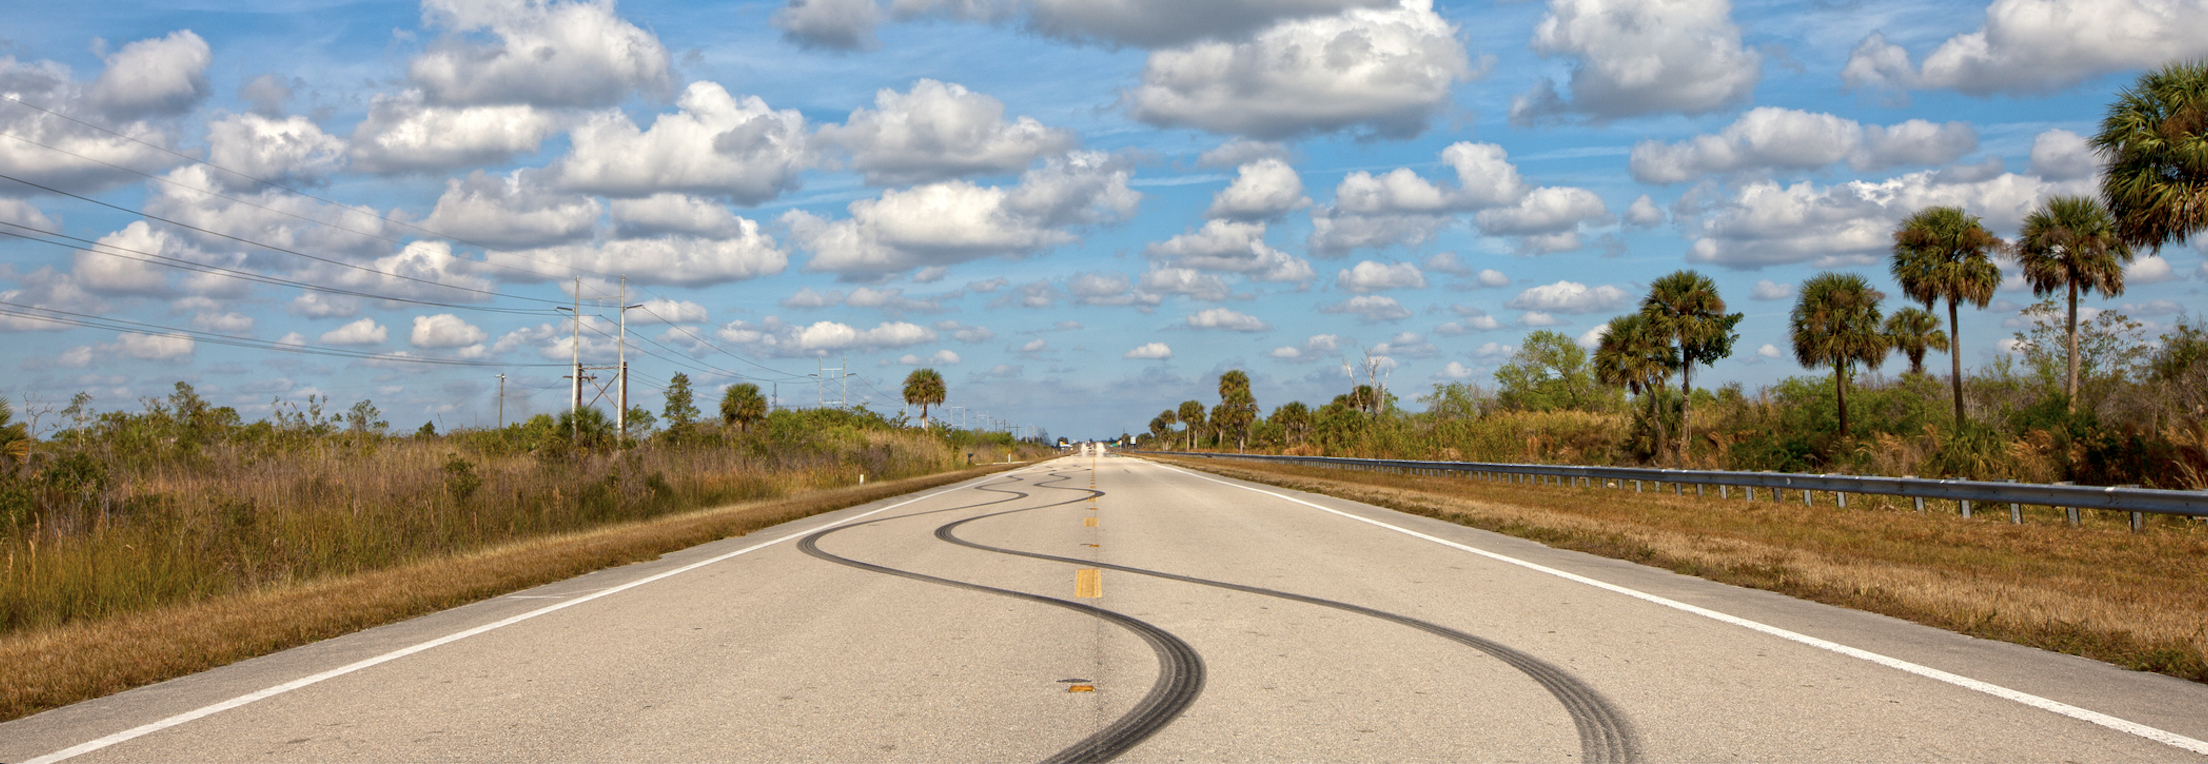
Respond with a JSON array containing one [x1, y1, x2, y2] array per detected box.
[[1594, 313, 1677, 396], [1791, 272, 1888, 438], [902, 368, 946, 427], [2093, 59, 2208, 251], [1891, 205, 2003, 424], [1881, 306, 1949, 377], [720, 383, 767, 432], [2015, 195, 2134, 411]]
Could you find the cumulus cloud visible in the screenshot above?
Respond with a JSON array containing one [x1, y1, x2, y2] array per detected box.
[[410, 314, 487, 348], [1197, 139, 1289, 169], [1436, 305, 1504, 335], [1506, 281, 1629, 314], [410, 0, 673, 108], [773, 0, 884, 51], [421, 170, 601, 249], [1474, 186, 1611, 238], [628, 298, 709, 324], [553, 82, 812, 203], [897, 349, 962, 365], [1124, 341, 1173, 360], [320, 317, 389, 346], [1336, 261, 1427, 293], [1206, 158, 1310, 221], [714, 316, 938, 357], [485, 220, 788, 287], [2128, 255, 2179, 285], [87, 30, 213, 120], [204, 113, 347, 188], [1685, 169, 2085, 269], [109, 331, 196, 361], [1185, 307, 1270, 332], [1127, 0, 1477, 140], [818, 79, 1079, 186], [1750, 279, 1794, 300], [348, 91, 561, 174], [1146, 220, 1314, 283], [1629, 107, 1977, 184], [1513, 0, 1760, 124], [1309, 142, 1532, 256], [189, 311, 255, 334], [1140, 267, 1233, 301], [1067, 272, 1162, 308], [1434, 361, 1476, 380], [790, 151, 1139, 279], [1840, 0, 2208, 96], [1320, 295, 1412, 322], [2029, 129, 2098, 181], [611, 193, 748, 239], [0, 54, 192, 194], [1268, 333, 1342, 361]]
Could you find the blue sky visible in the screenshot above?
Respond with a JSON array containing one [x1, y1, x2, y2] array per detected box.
[[3, 0, 2204, 439]]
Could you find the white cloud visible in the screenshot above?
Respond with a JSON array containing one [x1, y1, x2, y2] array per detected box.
[[487, 220, 787, 287], [410, 314, 488, 349], [70, 222, 179, 296], [110, 331, 195, 361], [1685, 169, 2086, 269], [1372, 330, 1437, 359], [940, 321, 997, 343], [782, 287, 842, 309], [2128, 255, 2179, 285], [1270, 333, 1343, 361], [1629, 107, 1976, 184], [1519, 311, 1567, 327], [1319, 295, 1413, 322], [1140, 268, 1233, 301], [1513, 0, 1760, 124], [348, 91, 560, 174], [819, 79, 1078, 185], [1185, 307, 1270, 332], [1127, 0, 1477, 140], [1575, 322, 1610, 349], [897, 349, 963, 365], [1197, 139, 1289, 168], [87, 30, 213, 120], [1436, 305, 1504, 335], [2028, 129, 2098, 181], [0, 55, 192, 194], [611, 193, 749, 239], [714, 316, 938, 357], [204, 113, 347, 187], [1506, 280, 1629, 314], [421, 169, 601, 249], [320, 318, 388, 346], [1757, 343, 1783, 359], [847, 286, 951, 315], [1067, 271, 1162, 308], [410, 0, 673, 108], [1624, 194, 1666, 227], [1016, 338, 1049, 353], [1146, 219, 1314, 282], [1751, 279, 1794, 300], [790, 151, 1138, 279], [190, 311, 254, 334], [1336, 261, 1427, 293], [1309, 142, 1530, 256], [1474, 186, 1611, 237], [1206, 158, 1310, 221], [1124, 341, 1173, 360], [1435, 361, 1476, 380], [553, 82, 812, 203], [1475, 269, 1510, 288], [629, 298, 709, 324], [1842, 0, 2208, 96]]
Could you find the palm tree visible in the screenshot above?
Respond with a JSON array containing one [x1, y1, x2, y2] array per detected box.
[[720, 383, 767, 433], [1216, 370, 1257, 451], [1176, 400, 1206, 451], [2093, 59, 2208, 252], [1791, 273, 1889, 438], [0, 397, 31, 476], [2014, 195, 2135, 412], [1595, 314, 1678, 462], [1881, 306, 1949, 376], [901, 368, 947, 427], [1890, 205, 2003, 425], [1640, 270, 1742, 465]]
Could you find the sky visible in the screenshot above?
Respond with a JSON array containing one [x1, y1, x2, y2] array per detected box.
[[2, 0, 2205, 440]]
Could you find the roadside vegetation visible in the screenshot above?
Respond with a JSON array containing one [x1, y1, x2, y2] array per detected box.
[[0, 367, 1041, 719], [1137, 62, 2208, 489]]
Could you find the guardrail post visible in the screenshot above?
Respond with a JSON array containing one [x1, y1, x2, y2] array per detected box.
[[1745, 485, 1754, 501], [1696, 484, 1704, 498], [1837, 490, 1847, 508], [1634, 480, 1643, 493], [2124, 485, 2143, 532], [1960, 499, 1972, 519], [1904, 476, 1922, 513], [1803, 486, 1813, 506], [2005, 479, 2022, 523]]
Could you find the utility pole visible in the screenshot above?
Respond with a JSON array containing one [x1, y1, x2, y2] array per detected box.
[[841, 356, 848, 409], [615, 276, 642, 443], [497, 373, 505, 428], [560, 277, 581, 441]]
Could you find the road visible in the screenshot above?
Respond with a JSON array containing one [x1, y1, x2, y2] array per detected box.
[[6, 452, 2207, 762]]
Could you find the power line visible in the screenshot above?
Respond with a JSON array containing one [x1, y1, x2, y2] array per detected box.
[[0, 300, 564, 368]]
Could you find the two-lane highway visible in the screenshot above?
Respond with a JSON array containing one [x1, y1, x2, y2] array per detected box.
[[6, 453, 2206, 762]]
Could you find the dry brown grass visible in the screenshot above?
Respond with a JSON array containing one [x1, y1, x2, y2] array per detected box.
[[0, 464, 1015, 722], [1156, 456, 2208, 683]]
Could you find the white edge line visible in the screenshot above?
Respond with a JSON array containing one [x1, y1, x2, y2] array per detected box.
[[1154, 461, 2208, 756], [26, 472, 1021, 764]]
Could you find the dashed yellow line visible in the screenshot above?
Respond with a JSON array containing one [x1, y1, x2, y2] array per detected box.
[[1075, 568, 1102, 598], [1084, 516, 1098, 527]]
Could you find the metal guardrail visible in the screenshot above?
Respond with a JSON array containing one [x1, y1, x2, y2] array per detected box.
[[1148, 451, 2208, 529]]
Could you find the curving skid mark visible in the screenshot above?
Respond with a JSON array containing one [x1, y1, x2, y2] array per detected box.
[[937, 466, 1642, 763], [795, 474, 1205, 764]]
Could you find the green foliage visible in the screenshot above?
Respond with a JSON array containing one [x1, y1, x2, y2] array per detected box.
[[2092, 59, 2208, 250], [1214, 370, 1257, 450], [1417, 382, 1491, 420], [2150, 313, 2208, 381], [661, 373, 700, 431], [719, 383, 767, 432], [442, 455, 482, 503], [902, 368, 947, 426], [1497, 330, 1612, 412], [344, 399, 387, 435]]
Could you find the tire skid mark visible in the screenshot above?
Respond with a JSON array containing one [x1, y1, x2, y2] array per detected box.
[[796, 472, 1206, 764], [942, 466, 1642, 764]]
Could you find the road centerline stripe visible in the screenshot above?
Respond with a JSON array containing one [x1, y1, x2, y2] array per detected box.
[[1075, 568, 1103, 598], [24, 473, 1017, 764], [1154, 460, 2208, 756]]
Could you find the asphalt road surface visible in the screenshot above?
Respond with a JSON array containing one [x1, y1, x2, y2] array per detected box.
[[7, 452, 2208, 762]]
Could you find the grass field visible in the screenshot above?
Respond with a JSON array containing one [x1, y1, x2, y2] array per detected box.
[[0, 464, 1016, 722], [1153, 455, 2208, 684]]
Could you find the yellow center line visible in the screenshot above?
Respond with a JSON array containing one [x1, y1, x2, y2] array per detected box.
[[1084, 516, 1098, 527], [1075, 568, 1102, 597]]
